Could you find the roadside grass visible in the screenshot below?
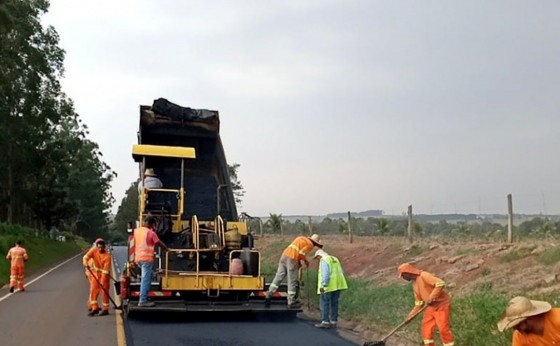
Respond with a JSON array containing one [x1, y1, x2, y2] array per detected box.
[[0, 223, 83, 287], [454, 246, 481, 256], [538, 247, 560, 265], [406, 244, 424, 257], [500, 246, 533, 263], [259, 238, 560, 345]]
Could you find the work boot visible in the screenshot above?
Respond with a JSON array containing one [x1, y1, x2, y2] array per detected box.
[[329, 322, 337, 329], [314, 322, 331, 329], [98, 310, 109, 316], [88, 309, 100, 317], [138, 301, 156, 307], [9, 287, 14, 293], [288, 301, 302, 309]]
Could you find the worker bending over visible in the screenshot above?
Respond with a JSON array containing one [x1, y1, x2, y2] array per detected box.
[[398, 263, 455, 346]]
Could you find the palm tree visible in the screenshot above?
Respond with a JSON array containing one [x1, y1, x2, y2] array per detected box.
[[269, 213, 283, 240], [376, 218, 390, 235]]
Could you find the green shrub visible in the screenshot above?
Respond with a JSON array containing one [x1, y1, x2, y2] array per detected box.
[[538, 247, 560, 265], [500, 248, 533, 263]]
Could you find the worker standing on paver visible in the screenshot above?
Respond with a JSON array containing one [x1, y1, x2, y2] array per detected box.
[[265, 234, 323, 308], [398, 263, 455, 346], [6, 240, 29, 293], [83, 238, 112, 316]]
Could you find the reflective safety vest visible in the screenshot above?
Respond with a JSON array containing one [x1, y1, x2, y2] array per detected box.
[[283, 236, 314, 262], [134, 227, 155, 262], [128, 234, 135, 262], [317, 255, 348, 294]]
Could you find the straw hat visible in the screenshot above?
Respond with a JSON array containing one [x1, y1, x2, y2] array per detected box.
[[144, 168, 156, 177], [314, 249, 329, 259], [497, 296, 552, 331], [309, 234, 323, 248]]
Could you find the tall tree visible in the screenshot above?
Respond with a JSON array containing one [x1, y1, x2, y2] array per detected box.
[[0, 0, 115, 237], [228, 163, 245, 207]]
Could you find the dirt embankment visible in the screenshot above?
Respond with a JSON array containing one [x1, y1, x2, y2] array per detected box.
[[257, 234, 560, 296], [255, 235, 560, 345]]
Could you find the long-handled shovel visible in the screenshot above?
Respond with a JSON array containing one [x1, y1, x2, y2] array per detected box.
[[86, 266, 123, 310], [363, 304, 428, 346]]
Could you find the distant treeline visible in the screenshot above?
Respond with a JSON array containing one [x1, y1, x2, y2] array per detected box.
[[251, 214, 560, 239]]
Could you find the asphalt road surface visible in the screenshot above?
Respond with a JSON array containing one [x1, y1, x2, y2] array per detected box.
[[0, 246, 359, 346], [0, 252, 118, 346], [112, 246, 359, 346]]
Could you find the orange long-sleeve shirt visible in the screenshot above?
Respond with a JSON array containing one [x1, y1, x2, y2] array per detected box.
[[83, 247, 112, 279], [6, 246, 28, 268], [409, 270, 451, 316], [282, 236, 314, 262], [512, 308, 560, 346]]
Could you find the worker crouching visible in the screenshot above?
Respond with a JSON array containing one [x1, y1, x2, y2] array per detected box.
[[83, 238, 113, 316]]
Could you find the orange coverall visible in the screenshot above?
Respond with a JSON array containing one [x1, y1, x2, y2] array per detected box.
[[6, 245, 29, 291], [512, 308, 560, 346], [407, 269, 454, 346], [83, 247, 112, 312]]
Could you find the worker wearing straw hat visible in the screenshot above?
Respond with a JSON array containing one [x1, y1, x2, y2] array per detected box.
[[138, 168, 163, 192], [498, 296, 560, 345]]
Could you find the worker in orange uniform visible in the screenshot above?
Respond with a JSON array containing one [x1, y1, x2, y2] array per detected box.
[[498, 296, 560, 345], [398, 263, 455, 346], [83, 238, 113, 316], [265, 234, 323, 308], [6, 240, 29, 293]]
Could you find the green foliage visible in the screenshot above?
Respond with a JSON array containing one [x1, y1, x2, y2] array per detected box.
[[267, 214, 283, 235], [407, 244, 424, 257], [452, 292, 510, 345], [112, 182, 139, 236], [0, 222, 81, 287], [228, 163, 245, 207], [500, 247, 533, 263], [538, 247, 560, 265], [0, 0, 114, 236]]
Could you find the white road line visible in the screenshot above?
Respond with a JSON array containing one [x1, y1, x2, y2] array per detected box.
[[0, 252, 83, 303]]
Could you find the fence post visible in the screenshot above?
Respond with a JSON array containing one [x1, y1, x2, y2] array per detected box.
[[507, 194, 513, 243], [407, 205, 413, 243], [308, 216, 313, 235], [347, 211, 353, 244]]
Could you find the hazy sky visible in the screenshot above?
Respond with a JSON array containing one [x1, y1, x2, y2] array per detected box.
[[43, 0, 560, 217]]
